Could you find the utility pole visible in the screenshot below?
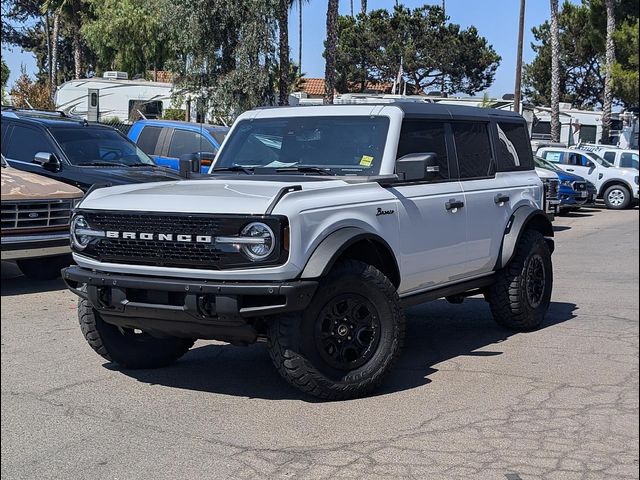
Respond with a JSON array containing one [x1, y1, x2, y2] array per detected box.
[[513, 0, 526, 113]]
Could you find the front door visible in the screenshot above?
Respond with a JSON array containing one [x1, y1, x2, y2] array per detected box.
[[391, 120, 468, 294]]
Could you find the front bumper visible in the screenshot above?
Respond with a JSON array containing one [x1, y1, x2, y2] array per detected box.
[[62, 266, 318, 343], [1, 232, 71, 260]]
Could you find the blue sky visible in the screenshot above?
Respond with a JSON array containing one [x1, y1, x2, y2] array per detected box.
[[2, 0, 565, 98]]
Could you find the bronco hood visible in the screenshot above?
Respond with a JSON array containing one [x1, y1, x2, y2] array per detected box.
[[79, 177, 351, 214]]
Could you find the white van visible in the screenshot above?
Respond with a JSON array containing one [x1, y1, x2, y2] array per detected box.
[[537, 147, 638, 209]]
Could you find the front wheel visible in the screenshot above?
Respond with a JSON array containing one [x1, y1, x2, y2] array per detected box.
[[268, 260, 405, 400], [78, 297, 194, 369], [603, 184, 631, 210], [486, 229, 553, 331]]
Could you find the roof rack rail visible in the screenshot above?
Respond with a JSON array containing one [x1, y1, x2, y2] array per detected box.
[[0, 106, 70, 117]]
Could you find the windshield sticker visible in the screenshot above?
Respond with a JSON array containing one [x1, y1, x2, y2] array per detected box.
[[359, 155, 374, 167]]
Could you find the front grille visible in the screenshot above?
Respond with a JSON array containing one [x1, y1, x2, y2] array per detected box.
[[546, 179, 559, 200], [572, 181, 587, 192], [1, 200, 73, 232], [80, 211, 287, 270]]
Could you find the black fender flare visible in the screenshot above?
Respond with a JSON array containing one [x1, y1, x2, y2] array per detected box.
[[300, 227, 400, 284], [497, 205, 554, 269]]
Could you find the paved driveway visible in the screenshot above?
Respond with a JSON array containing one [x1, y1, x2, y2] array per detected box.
[[1, 207, 638, 480]]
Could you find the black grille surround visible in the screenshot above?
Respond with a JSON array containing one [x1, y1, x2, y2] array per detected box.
[[76, 210, 288, 270]]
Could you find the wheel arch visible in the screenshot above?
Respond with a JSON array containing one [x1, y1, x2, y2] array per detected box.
[[599, 179, 633, 198], [300, 227, 401, 288], [497, 205, 554, 269]]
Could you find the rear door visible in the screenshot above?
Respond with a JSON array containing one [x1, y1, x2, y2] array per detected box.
[[453, 121, 510, 276], [133, 125, 164, 162], [392, 119, 468, 293]]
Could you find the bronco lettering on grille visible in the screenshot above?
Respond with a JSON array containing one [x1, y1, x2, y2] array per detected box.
[[104, 231, 213, 243]]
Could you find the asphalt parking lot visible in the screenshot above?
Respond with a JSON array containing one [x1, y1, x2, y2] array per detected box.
[[1, 206, 638, 480]]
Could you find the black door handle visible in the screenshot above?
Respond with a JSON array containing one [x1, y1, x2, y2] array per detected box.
[[445, 199, 464, 211], [494, 194, 510, 204]]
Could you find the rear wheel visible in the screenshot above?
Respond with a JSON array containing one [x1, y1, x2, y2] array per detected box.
[[603, 184, 631, 210], [268, 260, 405, 400], [486, 229, 553, 331], [17, 254, 73, 280], [78, 296, 194, 369]]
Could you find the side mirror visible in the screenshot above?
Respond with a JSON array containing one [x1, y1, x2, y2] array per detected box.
[[196, 152, 217, 168], [396, 152, 440, 182], [178, 154, 202, 179], [33, 152, 61, 172]]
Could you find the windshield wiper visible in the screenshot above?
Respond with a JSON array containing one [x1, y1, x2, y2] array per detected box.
[[275, 166, 335, 176], [127, 163, 155, 167], [81, 161, 126, 167], [212, 166, 255, 175]]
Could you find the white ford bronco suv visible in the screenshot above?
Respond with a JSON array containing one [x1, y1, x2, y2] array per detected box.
[[63, 103, 555, 400]]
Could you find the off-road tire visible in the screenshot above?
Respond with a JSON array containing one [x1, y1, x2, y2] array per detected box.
[[17, 254, 72, 280], [78, 296, 194, 369], [487, 229, 553, 331], [603, 184, 631, 210], [267, 260, 405, 400]]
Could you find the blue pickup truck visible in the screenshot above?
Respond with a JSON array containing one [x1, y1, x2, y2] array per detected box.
[[534, 156, 595, 212], [128, 120, 229, 173]]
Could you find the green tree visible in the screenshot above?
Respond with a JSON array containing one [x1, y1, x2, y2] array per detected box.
[[1, 60, 10, 103], [166, 0, 279, 121], [81, 0, 172, 77], [611, 19, 639, 108], [335, 5, 500, 96], [9, 68, 54, 109]]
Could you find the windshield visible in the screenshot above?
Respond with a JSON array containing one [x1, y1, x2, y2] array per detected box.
[[534, 155, 559, 171], [50, 127, 155, 167], [214, 116, 390, 175], [584, 151, 612, 168]]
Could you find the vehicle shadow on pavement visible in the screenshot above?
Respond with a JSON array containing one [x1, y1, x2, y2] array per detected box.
[[553, 225, 572, 232], [0, 262, 68, 296], [115, 298, 578, 402]]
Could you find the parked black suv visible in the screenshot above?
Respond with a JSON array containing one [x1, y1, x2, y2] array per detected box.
[[1, 108, 181, 191]]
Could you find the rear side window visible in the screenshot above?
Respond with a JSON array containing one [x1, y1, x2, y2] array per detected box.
[[452, 122, 494, 179], [168, 129, 215, 158], [496, 122, 533, 171], [5, 125, 53, 162], [620, 152, 639, 169], [136, 126, 163, 155], [396, 121, 449, 180]]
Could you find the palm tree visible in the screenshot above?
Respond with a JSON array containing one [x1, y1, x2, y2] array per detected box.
[[324, 0, 339, 104], [43, 0, 83, 81], [361, 0, 366, 14], [601, 0, 615, 144], [549, 0, 560, 143], [297, 0, 310, 82], [278, 0, 291, 105]]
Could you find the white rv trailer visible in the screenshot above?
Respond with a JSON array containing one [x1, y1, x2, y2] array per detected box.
[[55, 72, 177, 123]]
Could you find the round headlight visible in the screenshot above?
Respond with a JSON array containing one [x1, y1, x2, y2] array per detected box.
[[240, 222, 275, 261], [70, 215, 90, 250]]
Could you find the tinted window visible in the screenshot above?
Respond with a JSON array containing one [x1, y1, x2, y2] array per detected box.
[[579, 125, 597, 143], [168, 129, 215, 158], [136, 126, 163, 155], [620, 152, 639, 169], [6, 125, 53, 162], [128, 100, 163, 120], [602, 151, 616, 163], [496, 122, 534, 171], [216, 116, 390, 175], [564, 152, 590, 166], [205, 127, 228, 146], [396, 121, 449, 180], [452, 122, 494, 179], [50, 127, 154, 166]]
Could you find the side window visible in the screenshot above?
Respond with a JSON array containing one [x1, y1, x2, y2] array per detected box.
[[168, 130, 215, 158], [543, 151, 562, 162], [5, 125, 54, 162], [496, 122, 534, 171], [563, 153, 582, 166], [602, 151, 616, 163], [620, 152, 639, 169], [451, 122, 494, 179], [396, 121, 449, 180], [136, 126, 163, 155]]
